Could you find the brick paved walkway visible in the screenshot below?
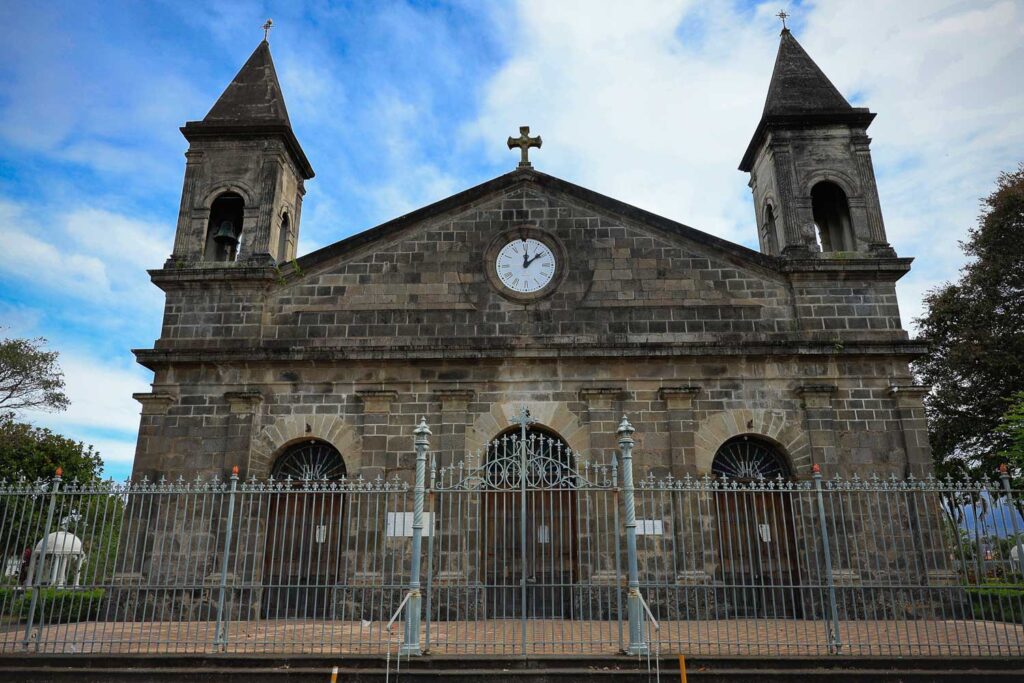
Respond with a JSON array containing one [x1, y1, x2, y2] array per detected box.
[[2, 618, 1022, 656]]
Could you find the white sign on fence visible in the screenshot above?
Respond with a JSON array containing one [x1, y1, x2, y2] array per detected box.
[[386, 512, 432, 537], [636, 519, 664, 535]]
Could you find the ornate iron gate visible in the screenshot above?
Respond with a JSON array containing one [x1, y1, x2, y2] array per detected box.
[[423, 407, 622, 654]]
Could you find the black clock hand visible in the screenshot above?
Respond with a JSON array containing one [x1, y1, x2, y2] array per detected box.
[[524, 253, 542, 267]]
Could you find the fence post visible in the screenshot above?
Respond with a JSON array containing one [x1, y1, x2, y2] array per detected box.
[[401, 417, 430, 656], [215, 466, 239, 651], [618, 416, 649, 656], [23, 467, 62, 651], [999, 464, 1024, 576], [812, 464, 842, 654]]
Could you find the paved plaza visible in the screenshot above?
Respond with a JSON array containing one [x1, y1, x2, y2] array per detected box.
[[3, 619, 1021, 657]]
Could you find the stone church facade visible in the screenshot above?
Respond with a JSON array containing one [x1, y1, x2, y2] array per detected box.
[[131, 28, 932, 487]]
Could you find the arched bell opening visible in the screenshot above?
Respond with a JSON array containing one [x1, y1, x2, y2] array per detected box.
[[481, 424, 579, 619], [761, 203, 780, 255], [711, 435, 802, 618], [276, 212, 291, 263], [811, 181, 854, 252], [262, 439, 347, 619], [204, 192, 245, 262]]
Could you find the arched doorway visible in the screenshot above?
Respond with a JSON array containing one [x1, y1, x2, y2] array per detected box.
[[481, 426, 579, 618], [712, 436, 802, 617], [262, 440, 347, 619]]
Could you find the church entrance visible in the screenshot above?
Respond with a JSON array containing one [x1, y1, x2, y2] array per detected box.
[[712, 436, 802, 618], [481, 427, 579, 619], [261, 441, 347, 619], [427, 408, 620, 654]]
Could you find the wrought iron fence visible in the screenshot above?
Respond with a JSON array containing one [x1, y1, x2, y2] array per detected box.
[[631, 470, 1024, 656], [0, 416, 1021, 657]]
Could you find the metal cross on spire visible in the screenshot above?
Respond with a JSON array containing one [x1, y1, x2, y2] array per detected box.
[[262, 18, 274, 42], [507, 126, 542, 168], [776, 9, 789, 30]]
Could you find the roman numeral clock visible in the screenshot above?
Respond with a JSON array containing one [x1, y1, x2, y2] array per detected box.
[[485, 228, 566, 302]]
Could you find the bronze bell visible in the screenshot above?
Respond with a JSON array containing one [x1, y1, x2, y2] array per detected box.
[[213, 220, 238, 247]]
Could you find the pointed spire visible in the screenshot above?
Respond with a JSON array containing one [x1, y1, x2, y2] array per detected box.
[[203, 40, 291, 126], [739, 28, 873, 172], [182, 37, 313, 179], [762, 29, 851, 116]]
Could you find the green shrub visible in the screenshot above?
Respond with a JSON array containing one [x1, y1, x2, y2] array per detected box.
[[8, 588, 105, 623], [968, 583, 1024, 624]]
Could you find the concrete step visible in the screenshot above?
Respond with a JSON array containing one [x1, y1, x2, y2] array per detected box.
[[1, 655, 1022, 682]]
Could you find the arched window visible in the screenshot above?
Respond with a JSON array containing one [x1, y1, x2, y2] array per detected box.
[[276, 213, 291, 263], [271, 440, 347, 481], [204, 192, 245, 262], [711, 435, 790, 480], [761, 204, 780, 254], [811, 181, 853, 252]]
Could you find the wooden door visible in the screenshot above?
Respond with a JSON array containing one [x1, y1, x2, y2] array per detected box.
[[715, 490, 800, 617], [263, 490, 344, 619]]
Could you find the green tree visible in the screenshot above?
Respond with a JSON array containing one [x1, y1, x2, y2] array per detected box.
[[0, 416, 120, 589], [914, 165, 1024, 480], [0, 336, 70, 414], [996, 391, 1024, 485], [0, 414, 103, 483]]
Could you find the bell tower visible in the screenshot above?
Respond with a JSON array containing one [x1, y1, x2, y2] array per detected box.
[[166, 38, 314, 267], [740, 28, 894, 258]]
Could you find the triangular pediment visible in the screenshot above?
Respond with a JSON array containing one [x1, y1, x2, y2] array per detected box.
[[258, 170, 796, 351], [297, 168, 775, 274]]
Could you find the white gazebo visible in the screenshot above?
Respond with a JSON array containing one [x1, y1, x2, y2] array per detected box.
[[26, 532, 86, 588]]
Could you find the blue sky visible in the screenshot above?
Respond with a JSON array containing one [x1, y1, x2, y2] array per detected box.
[[1, 1, 1022, 480]]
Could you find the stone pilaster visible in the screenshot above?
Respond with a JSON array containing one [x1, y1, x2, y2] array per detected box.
[[888, 385, 933, 477], [169, 150, 204, 262], [224, 390, 263, 477], [434, 389, 475, 466], [659, 386, 701, 477], [357, 390, 399, 474], [579, 387, 626, 461], [132, 392, 176, 478], [797, 384, 838, 474]]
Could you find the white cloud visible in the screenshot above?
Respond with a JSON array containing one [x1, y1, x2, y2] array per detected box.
[[0, 201, 111, 294], [0, 199, 169, 307], [22, 351, 151, 437], [470, 0, 1023, 330], [64, 207, 170, 273]]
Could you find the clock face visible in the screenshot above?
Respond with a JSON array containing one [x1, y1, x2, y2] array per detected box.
[[495, 238, 557, 294]]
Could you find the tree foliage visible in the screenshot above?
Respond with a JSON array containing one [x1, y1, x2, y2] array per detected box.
[[0, 414, 103, 483], [0, 336, 69, 414], [914, 165, 1024, 480], [996, 392, 1024, 486]]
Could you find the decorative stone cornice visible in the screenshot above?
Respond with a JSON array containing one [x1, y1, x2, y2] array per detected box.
[[578, 387, 628, 410], [133, 392, 175, 415], [796, 384, 837, 395], [888, 384, 931, 406], [659, 386, 701, 410], [134, 339, 929, 370], [357, 389, 399, 414], [578, 387, 627, 400], [434, 389, 475, 411], [797, 384, 837, 409], [224, 390, 263, 414]]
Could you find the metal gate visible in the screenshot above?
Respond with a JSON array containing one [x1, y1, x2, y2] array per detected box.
[[423, 407, 623, 654]]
